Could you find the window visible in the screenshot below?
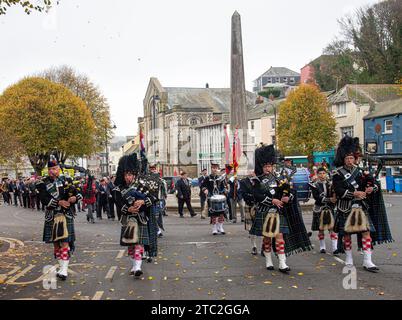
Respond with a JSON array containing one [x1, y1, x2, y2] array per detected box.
[[384, 120, 393, 133], [251, 136, 255, 144], [336, 103, 346, 116], [283, 77, 287, 82], [276, 77, 280, 83], [250, 121, 255, 130], [341, 126, 354, 137], [384, 141, 393, 154], [289, 77, 295, 84]]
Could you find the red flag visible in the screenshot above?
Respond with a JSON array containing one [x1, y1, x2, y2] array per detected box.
[[232, 128, 239, 175], [140, 127, 145, 156], [224, 125, 230, 165]]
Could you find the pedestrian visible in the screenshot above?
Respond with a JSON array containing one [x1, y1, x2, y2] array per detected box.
[[83, 175, 96, 223], [28, 177, 37, 210], [35, 155, 83, 281], [252, 144, 312, 272], [309, 167, 339, 254], [200, 162, 227, 235], [198, 168, 208, 219], [96, 178, 111, 220], [228, 175, 246, 223], [332, 136, 382, 272], [114, 153, 156, 278], [107, 176, 116, 220], [176, 171, 196, 218]]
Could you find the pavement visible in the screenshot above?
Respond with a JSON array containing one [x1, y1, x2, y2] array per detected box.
[[0, 195, 401, 300]]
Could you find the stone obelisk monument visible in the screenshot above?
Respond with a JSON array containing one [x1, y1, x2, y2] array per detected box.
[[230, 11, 249, 173]]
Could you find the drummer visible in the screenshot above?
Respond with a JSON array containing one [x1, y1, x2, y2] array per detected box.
[[201, 162, 228, 235]]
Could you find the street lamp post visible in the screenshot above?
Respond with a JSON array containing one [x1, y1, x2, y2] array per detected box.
[[105, 122, 117, 177], [151, 95, 161, 164], [269, 94, 277, 149]]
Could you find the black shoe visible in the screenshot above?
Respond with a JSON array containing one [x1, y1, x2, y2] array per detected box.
[[201, 216, 206, 219], [261, 250, 265, 257], [279, 267, 291, 273], [57, 274, 67, 281], [190, 213, 197, 217], [307, 232, 313, 238], [86, 216, 90, 222], [158, 233, 163, 238], [129, 270, 135, 276], [251, 247, 257, 255], [147, 257, 153, 263], [213, 232, 218, 235], [332, 249, 340, 255], [320, 249, 326, 254], [266, 266, 275, 270], [134, 270, 143, 277]]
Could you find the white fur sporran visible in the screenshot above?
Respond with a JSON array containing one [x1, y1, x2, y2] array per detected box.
[[122, 217, 139, 244], [262, 209, 280, 238], [345, 204, 369, 233], [319, 207, 335, 231]]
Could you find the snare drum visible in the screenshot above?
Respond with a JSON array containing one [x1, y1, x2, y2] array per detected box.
[[210, 194, 227, 214]]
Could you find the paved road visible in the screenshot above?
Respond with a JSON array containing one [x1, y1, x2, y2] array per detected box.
[[0, 195, 401, 300]]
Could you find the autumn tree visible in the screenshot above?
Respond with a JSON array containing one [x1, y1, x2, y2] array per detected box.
[[277, 85, 337, 165], [38, 65, 113, 152], [0, 0, 59, 15], [0, 77, 96, 175]]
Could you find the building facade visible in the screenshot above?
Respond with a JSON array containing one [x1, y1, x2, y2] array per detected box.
[[328, 84, 400, 143], [141, 78, 263, 177], [253, 67, 300, 93], [364, 98, 402, 179]]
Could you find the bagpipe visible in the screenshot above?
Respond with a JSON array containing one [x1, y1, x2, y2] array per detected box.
[[277, 166, 297, 198]]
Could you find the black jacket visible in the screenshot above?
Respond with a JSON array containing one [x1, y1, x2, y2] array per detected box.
[[176, 178, 192, 199]]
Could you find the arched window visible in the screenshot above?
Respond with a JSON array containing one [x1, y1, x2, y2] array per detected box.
[[188, 117, 201, 126]]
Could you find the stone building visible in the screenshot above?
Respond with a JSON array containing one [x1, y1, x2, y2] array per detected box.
[[141, 77, 269, 177]]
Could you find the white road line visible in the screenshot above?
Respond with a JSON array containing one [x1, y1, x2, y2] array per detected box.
[[105, 266, 117, 280], [116, 250, 125, 259], [6, 265, 35, 284], [92, 291, 104, 300], [333, 256, 346, 264]]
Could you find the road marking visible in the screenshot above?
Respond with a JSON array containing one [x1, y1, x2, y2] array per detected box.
[[92, 291, 104, 300], [116, 250, 125, 259], [6, 265, 35, 284], [105, 266, 117, 280], [0, 237, 25, 252]]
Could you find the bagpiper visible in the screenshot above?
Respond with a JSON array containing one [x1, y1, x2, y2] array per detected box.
[[310, 167, 340, 254], [201, 162, 228, 235], [251, 145, 312, 272], [35, 156, 83, 281], [332, 136, 379, 272], [114, 153, 157, 278]]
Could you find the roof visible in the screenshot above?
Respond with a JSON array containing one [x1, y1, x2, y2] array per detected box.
[[247, 98, 285, 121], [164, 87, 258, 113], [363, 98, 402, 119], [254, 67, 300, 81], [328, 84, 400, 106]]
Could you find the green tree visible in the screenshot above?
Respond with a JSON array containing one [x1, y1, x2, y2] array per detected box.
[[0, 0, 59, 15], [318, 0, 401, 89], [277, 85, 337, 165], [38, 66, 113, 152], [0, 77, 96, 175]]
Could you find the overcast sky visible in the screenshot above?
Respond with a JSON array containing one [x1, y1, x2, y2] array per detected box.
[[1, 0, 378, 136]]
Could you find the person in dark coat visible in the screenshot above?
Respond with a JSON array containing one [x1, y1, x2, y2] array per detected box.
[[198, 169, 208, 219], [176, 171, 196, 218]]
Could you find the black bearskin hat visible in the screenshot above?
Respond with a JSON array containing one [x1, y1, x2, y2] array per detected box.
[[48, 154, 59, 168], [115, 153, 140, 186], [254, 144, 276, 176], [333, 136, 361, 167]]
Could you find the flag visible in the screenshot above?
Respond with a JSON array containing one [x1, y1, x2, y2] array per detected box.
[[140, 127, 146, 157], [232, 128, 239, 176], [224, 125, 230, 165]]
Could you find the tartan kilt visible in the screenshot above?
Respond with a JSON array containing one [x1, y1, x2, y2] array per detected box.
[[249, 207, 289, 237], [146, 206, 159, 257], [333, 210, 375, 235], [43, 212, 75, 244], [119, 223, 149, 247]]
